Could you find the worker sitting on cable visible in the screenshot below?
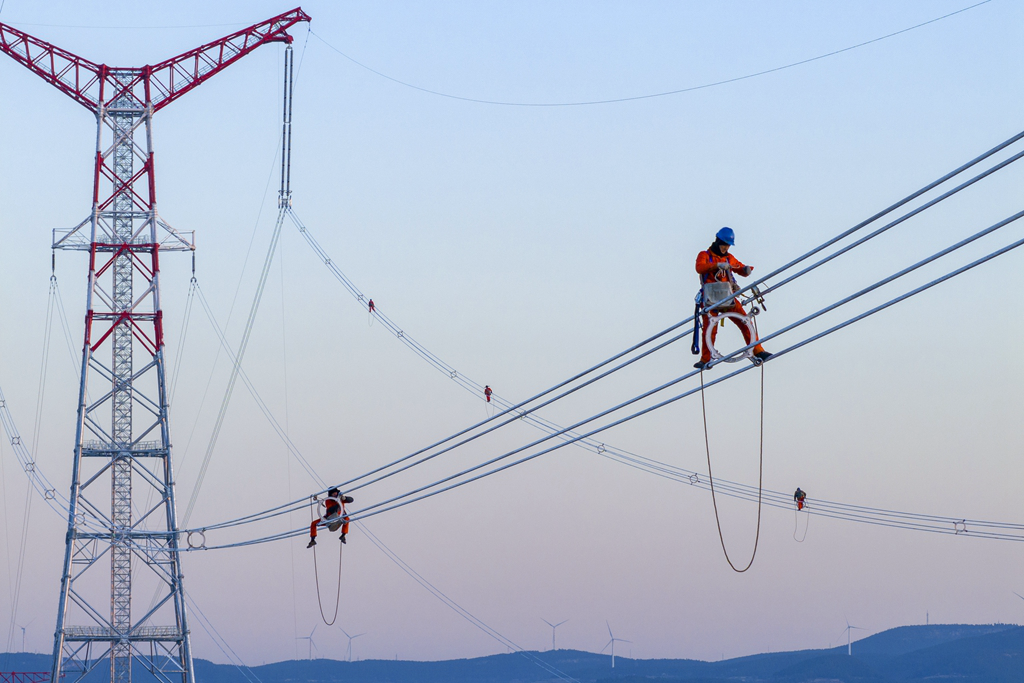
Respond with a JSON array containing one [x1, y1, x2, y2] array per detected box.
[[794, 487, 807, 511], [694, 227, 772, 370], [307, 488, 354, 548]]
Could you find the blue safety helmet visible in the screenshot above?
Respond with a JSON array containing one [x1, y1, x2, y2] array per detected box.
[[716, 227, 735, 246]]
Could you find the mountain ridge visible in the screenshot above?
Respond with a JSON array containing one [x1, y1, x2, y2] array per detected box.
[[1, 623, 1019, 682]]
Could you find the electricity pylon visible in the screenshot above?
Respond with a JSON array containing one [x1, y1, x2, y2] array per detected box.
[[0, 9, 311, 683]]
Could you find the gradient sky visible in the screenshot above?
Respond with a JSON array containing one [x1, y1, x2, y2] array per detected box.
[[1, 0, 1023, 668]]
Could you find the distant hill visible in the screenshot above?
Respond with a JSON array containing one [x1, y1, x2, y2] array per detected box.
[[1, 623, 1020, 682]]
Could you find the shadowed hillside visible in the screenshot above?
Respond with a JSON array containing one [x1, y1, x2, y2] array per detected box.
[[2, 624, 1019, 682]]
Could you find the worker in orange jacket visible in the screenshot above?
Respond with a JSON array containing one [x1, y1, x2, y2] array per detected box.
[[308, 488, 353, 548], [694, 227, 772, 370]]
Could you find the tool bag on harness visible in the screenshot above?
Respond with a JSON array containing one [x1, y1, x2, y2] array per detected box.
[[702, 280, 739, 312], [693, 277, 739, 355]]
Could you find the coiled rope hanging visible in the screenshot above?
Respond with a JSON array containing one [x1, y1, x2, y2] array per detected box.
[[310, 497, 344, 626], [794, 507, 810, 543], [698, 317, 765, 573]]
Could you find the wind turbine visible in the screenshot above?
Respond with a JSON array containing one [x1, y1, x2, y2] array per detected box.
[[339, 627, 365, 662], [837, 618, 865, 656], [16, 619, 34, 652], [296, 625, 318, 660], [601, 622, 631, 668], [541, 618, 568, 651]]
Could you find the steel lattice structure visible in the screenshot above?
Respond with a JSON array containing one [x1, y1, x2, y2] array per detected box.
[[0, 675, 55, 683], [0, 9, 311, 683]]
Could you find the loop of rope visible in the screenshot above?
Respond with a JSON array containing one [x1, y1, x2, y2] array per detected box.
[[310, 497, 344, 625], [793, 508, 810, 543], [699, 314, 765, 573]]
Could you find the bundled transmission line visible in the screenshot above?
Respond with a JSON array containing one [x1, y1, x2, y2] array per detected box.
[[152, 126, 1024, 552]]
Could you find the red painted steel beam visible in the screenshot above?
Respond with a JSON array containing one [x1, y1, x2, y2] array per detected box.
[[0, 7, 311, 112], [0, 23, 103, 109]]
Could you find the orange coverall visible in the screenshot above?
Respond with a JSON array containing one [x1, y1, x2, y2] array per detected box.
[[310, 495, 350, 540], [695, 248, 765, 364]]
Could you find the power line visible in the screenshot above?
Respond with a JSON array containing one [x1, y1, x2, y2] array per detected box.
[[182, 129, 1024, 543], [173, 220, 1024, 551], [309, 1, 993, 107]]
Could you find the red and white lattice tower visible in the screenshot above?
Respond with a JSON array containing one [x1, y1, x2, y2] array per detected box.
[[0, 9, 311, 683]]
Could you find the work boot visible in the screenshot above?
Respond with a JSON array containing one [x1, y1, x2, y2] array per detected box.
[[340, 533, 347, 544], [307, 538, 316, 549], [753, 350, 773, 363], [693, 360, 710, 371]]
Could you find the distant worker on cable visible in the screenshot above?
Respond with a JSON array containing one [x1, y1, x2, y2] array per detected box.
[[694, 227, 772, 370], [793, 487, 807, 511], [484, 385, 493, 403], [308, 488, 354, 548], [368, 299, 375, 313]]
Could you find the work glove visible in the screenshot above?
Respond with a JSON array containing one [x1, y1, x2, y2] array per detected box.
[[716, 262, 731, 271], [343, 495, 354, 504], [739, 266, 753, 276]]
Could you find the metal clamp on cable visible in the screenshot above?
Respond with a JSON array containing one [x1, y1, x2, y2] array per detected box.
[[750, 284, 768, 311]]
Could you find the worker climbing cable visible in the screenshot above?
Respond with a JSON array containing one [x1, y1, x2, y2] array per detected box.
[[793, 488, 810, 542], [308, 488, 353, 548], [693, 227, 772, 370]]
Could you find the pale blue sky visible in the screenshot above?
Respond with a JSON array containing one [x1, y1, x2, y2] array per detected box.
[[0, 0, 1023, 666]]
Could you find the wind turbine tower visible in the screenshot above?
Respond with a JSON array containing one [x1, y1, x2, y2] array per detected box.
[[0, 9, 311, 683], [602, 622, 632, 668], [838, 618, 865, 656], [541, 619, 568, 651], [297, 626, 319, 661], [339, 627, 365, 662]]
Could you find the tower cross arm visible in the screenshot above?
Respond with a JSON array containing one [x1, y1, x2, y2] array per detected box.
[[148, 7, 311, 112], [0, 7, 311, 112], [0, 22, 103, 110]]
